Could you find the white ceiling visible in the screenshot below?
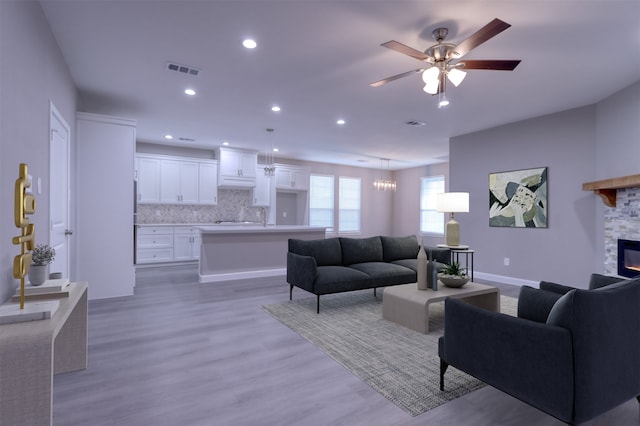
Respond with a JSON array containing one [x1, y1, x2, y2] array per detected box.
[[40, 0, 640, 170]]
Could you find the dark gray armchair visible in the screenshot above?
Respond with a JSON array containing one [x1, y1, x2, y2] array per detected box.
[[438, 274, 640, 425]]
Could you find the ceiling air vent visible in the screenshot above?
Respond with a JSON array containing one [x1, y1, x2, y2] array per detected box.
[[405, 120, 426, 127], [178, 137, 196, 142], [166, 62, 200, 77]]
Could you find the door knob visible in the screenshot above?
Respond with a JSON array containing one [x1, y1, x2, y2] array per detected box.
[[65, 229, 74, 235]]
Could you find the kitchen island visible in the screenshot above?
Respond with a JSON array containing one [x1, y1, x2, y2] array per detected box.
[[197, 225, 326, 282]]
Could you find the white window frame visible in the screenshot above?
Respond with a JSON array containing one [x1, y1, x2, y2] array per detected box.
[[420, 175, 445, 235], [338, 176, 361, 235], [309, 174, 335, 233]]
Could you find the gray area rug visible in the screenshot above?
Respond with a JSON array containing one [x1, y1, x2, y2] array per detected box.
[[263, 289, 517, 417]]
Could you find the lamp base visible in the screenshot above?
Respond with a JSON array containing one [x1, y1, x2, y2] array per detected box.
[[445, 218, 461, 246]]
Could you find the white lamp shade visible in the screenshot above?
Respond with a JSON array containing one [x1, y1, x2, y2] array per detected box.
[[437, 192, 469, 213], [447, 68, 467, 87], [422, 66, 440, 84]]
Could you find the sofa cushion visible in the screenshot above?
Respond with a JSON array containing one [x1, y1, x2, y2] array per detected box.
[[314, 266, 372, 294], [391, 258, 417, 272], [588, 273, 624, 290], [288, 238, 342, 266], [349, 262, 416, 286], [339, 237, 383, 265], [380, 235, 419, 262]]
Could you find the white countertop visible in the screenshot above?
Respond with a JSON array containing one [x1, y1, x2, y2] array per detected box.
[[198, 225, 326, 234]]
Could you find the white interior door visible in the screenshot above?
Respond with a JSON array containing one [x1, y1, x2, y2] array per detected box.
[[49, 102, 71, 279]]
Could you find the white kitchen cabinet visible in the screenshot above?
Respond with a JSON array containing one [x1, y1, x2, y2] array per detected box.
[[217, 147, 257, 188], [253, 166, 271, 206], [136, 226, 174, 263], [137, 156, 161, 203], [173, 226, 201, 261], [160, 159, 199, 203], [275, 164, 310, 191], [198, 162, 218, 205]]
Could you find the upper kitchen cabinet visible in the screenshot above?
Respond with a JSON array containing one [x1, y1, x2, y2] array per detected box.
[[160, 159, 199, 204], [137, 156, 161, 203], [136, 154, 218, 205], [216, 147, 257, 188], [198, 162, 218, 205], [253, 166, 272, 206], [275, 164, 310, 191]]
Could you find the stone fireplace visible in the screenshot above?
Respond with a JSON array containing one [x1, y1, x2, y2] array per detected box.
[[603, 186, 640, 276]]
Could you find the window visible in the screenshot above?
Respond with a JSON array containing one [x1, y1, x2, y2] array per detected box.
[[420, 176, 445, 234], [339, 177, 361, 233], [309, 175, 334, 231]]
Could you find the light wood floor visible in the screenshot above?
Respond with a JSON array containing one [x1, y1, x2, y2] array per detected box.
[[52, 265, 638, 425]]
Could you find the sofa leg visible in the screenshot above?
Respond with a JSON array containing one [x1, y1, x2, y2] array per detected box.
[[289, 285, 293, 301], [440, 359, 448, 391], [374, 288, 377, 298], [317, 295, 320, 314]]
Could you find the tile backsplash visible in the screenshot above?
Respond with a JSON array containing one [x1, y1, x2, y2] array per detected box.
[[137, 188, 265, 224], [604, 187, 640, 275]]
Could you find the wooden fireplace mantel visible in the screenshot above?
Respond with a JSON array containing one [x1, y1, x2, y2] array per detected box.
[[582, 174, 640, 207]]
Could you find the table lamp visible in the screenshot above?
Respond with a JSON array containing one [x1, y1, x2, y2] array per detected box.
[[437, 192, 469, 246]]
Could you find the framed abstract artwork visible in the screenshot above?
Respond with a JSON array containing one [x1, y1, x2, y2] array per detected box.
[[489, 167, 547, 228]]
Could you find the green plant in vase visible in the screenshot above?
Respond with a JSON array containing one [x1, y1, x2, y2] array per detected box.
[[29, 244, 56, 286], [439, 261, 470, 288]]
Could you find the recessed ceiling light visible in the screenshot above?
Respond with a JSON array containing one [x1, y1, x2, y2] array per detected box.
[[165, 134, 173, 140], [271, 105, 281, 112], [336, 119, 346, 125], [222, 141, 230, 146], [243, 39, 257, 49], [184, 88, 196, 96], [273, 148, 279, 152]]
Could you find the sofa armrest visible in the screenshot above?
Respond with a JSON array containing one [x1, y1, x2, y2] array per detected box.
[[440, 297, 574, 421], [286, 252, 318, 293], [423, 246, 451, 265]]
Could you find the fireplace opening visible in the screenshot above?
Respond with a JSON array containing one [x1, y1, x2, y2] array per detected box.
[[618, 239, 640, 278]]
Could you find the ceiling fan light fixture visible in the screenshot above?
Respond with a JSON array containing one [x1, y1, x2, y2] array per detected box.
[[447, 68, 467, 87], [421, 67, 440, 84], [438, 94, 450, 108]]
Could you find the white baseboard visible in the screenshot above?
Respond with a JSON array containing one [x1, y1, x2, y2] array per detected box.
[[199, 268, 286, 283], [474, 272, 538, 288]]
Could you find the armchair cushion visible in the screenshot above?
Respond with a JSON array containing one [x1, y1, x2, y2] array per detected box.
[[539, 280, 575, 295], [588, 273, 624, 290], [517, 285, 564, 323]]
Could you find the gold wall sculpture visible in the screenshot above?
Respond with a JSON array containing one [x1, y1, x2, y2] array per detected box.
[[12, 163, 36, 309]]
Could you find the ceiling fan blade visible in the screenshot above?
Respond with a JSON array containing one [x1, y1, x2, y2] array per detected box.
[[457, 59, 521, 70], [381, 40, 430, 61], [370, 68, 424, 87], [452, 18, 511, 58]]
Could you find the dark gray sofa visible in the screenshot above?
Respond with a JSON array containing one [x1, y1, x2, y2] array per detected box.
[[286, 235, 450, 312], [439, 274, 640, 425]]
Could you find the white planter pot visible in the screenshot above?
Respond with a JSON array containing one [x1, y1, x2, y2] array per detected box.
[[29, 264, 49, 286]]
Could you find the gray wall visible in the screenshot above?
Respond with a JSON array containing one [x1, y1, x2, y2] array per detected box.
[[392, 162, 449, 246], [0, 1, 78, 303], [593, 81, 640, 270]]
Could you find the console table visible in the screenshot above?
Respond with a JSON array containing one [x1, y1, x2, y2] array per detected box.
[[0, 282, 88, 426]]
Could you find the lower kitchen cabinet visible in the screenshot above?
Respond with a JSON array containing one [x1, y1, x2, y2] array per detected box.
[[136, 225, 201, 264]]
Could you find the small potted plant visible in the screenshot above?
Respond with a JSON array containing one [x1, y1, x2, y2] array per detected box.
[[29, 244, 56, 286], [439, 261, 470, 288]]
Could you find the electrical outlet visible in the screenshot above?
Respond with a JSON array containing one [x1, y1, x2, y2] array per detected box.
[[504, 257, 510, 266]]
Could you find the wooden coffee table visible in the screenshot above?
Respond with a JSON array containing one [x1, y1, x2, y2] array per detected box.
[[382, 281, 500, 334]]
